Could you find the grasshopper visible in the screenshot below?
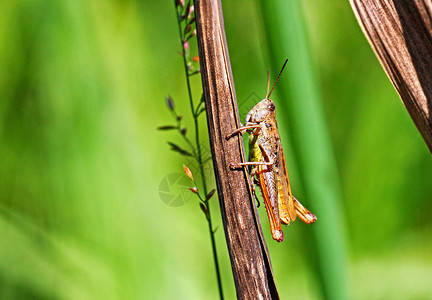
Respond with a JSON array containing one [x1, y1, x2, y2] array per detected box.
[[227, 59, 316, 242]]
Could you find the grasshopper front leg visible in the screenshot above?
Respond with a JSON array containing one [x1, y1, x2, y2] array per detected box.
[[229, 144, 274, 169], [225, 124, 260, 139], [230, 161, 273, 168], [226, 124, 269, 168]]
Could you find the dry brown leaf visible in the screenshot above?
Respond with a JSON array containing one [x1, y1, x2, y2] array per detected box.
[[350, 0, 432, 152]]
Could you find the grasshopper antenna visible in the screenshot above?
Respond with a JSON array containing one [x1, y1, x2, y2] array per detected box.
[[266, 69, 270, 99], [267, 58, 288, 99]]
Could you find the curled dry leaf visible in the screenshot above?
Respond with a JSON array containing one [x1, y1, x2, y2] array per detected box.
[[350, 0, 432, 152]]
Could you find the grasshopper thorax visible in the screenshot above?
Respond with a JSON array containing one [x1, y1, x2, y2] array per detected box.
[[245, 98, 276, 123]]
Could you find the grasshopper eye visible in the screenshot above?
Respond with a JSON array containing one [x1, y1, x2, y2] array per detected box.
[[268, 102, 275, 111]]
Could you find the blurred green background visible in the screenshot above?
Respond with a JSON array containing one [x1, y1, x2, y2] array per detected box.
[[1, 0, 432, 299]]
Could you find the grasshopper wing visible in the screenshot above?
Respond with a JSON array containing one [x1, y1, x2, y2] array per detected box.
[[277, 140, 317, 224], [257, 166, 284, 242], [276, 140, 297, 225], [256, 141, 284, 242]]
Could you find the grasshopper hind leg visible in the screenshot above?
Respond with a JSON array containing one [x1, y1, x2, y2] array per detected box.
[[293, 196, 317, 224]]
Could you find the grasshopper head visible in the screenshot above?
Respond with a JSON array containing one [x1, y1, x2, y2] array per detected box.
[[246, 59, 287, 124], [245, 98, 275, 123]]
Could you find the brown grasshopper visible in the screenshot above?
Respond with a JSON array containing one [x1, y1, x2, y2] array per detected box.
[[227, 59, 316, 242]]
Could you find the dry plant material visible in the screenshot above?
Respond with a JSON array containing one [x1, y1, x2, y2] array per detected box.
[[193, 0, 279, 298], [350, 0, 432, 152]]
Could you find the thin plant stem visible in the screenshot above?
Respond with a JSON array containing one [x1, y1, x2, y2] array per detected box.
[[169, 108, 198, 159], [174, 3, 224, 299]]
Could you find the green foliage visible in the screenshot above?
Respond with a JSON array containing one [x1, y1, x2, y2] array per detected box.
[[257, 0, 348, 298], [1, 1, 432, 299]]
